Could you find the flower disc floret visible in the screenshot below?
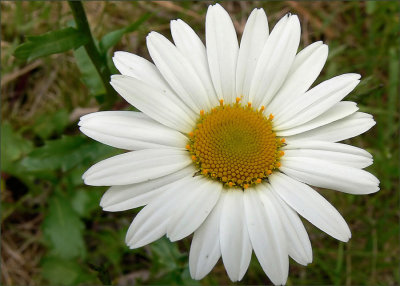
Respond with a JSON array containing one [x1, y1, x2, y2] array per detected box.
[[187, 100, 285, 189]]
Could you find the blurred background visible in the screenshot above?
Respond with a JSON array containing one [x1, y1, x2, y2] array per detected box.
[[1, 1, 399, 285]]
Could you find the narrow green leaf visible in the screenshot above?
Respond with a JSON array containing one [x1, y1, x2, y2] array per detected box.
[[20, 135, 115, 172], [99, 13, 151, 54], [73, 46, 106, 100], [387, 47, 399, 140], [42, 193, 86, 259], [14, 27, 89, 61]]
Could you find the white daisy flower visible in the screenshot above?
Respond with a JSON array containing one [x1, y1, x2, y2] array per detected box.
[[79, 4, 379, 285]]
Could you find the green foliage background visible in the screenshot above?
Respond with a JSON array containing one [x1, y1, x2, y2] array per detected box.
[[1, 1, 399, 285]]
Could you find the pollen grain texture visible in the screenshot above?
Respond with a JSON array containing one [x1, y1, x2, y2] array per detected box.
[[187, 99, 284, 189]]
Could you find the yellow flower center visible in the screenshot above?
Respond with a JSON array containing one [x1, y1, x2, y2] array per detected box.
[[187, 98, 285, 189]]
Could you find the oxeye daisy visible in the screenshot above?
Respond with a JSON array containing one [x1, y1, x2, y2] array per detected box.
[[79, 4, 379, 285]]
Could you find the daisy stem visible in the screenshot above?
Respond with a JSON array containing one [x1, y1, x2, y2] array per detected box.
[[68, 1, 117, 109]]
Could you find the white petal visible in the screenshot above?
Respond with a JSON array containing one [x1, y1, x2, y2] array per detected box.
[[113, 51, 170, 92], [220, 190, 252, 282], [267, 41, 328, 114], [283, 140, 372, 158], [270, 172, 351, 242], [147, 32, 211, 112], [110, 75, 196, 133], [269, 191, 312, 265], [167, 177, 222, 241], [285, 112, 376, 142], [283, 146, 373, 169], [189, 193, 224, 280], [206, 4, 239, 104], [112, 52, 195, 117], [276, 101, 358, 136], [83, 148, 191, 186], [249, 14, 301, 109], [79, 111, 188, 150], [280, 156, 379, 194], [236, 8, 269, 102], [170, 19, 219, 107], [243, 185, 288, 285], [100, 165, 196, 212], [125, 176, 190, 248], [80, 110, 147, 120], [274, 74, 360, 129]]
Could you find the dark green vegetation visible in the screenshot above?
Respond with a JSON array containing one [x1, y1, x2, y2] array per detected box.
[[1, 1, 399, 285]]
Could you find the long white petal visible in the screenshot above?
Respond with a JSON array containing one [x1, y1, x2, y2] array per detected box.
[[100, 165, 195, 212], [267, 41, 328, 114], [220, 190, 252, 282], [276, 101, 358, 136], [283, 140, 372, 158], [243, 185, 288, 285], [280, 156, 379, 194], [274, 74, 360, 129], [249, 14, 301, 108], [112, 52, 196, 117], [283, 148, 372, 169], [170, 19, 219, 107], [147, 32, 211, 112], [167, 177, 222, 241], [189, 193, 224, 280], [79, 111, 188, 150], [111, 75, 196, 133], [270, 172, 351, 242], [83, 148, 191, 186], [236, 8, 269, 102], [125, 176, 190, 248], [269, 191, 312, 265], [285, 112, 376, 142], [113, 51, 170, 91], [206, 4, 239, 104]]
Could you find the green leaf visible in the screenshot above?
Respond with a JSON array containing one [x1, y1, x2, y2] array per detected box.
[[99, 13, 151, 54], [87, 263, 112, 285], [150, 237, 183, 272], [180, 268, 201, 285], [42, 193, 86, 259], [1, 122, 33, 173], [95, 230, 127, 268], [64, 165, 93, 188], [73, 46, 106, 100], [71, 188, 102, 218], [41, 256, 96, 285], [14, 27, 89, 61], [20, 135, 115, 172], [148, 237, 198, 284], [366, 1, 377, 15], [32, 109, 69, 139]]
